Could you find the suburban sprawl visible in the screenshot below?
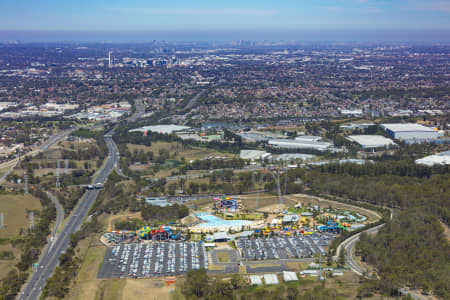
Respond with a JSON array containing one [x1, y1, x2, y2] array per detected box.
[[0, 41, 448, 300]]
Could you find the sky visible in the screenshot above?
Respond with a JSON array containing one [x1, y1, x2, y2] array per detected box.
[[0, 0, 449, 41]]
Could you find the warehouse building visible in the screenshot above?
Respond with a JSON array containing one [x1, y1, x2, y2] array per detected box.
[[380, 123, 444, 143], [346, 135, 396, 151], [415, 151, 450, 166], [268, 139, 333, 151], [240, 149, 270, 161], [273, 153, 316, 162]]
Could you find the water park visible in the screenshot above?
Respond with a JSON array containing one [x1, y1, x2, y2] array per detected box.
[[103, 226, 183, 245], [213, 196, 242, 213]]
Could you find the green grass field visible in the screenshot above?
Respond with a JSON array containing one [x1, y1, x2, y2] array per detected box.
[[216, 251, 230, 263]]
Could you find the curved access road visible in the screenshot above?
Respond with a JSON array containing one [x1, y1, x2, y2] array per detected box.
[[340, 220, 430, 300], [18, 131, 119, 300]]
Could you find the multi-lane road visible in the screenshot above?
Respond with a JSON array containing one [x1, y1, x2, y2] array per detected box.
[[18, 132, 120, 300]]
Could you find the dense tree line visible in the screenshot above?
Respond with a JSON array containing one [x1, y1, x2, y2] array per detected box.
[[302, 171, 449, 225], [189, 158, 246, 171], [317, 160, 449, 178], [297, 161, 449, 298], [0, 188, 56, 300], [357, 210, 449, 298], [141, 203, 189, 222]]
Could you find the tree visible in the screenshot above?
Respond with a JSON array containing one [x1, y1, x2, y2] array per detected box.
[[183, 268, 209, 298], [337, 250, 345, 268], [287, 287, 299, 300]]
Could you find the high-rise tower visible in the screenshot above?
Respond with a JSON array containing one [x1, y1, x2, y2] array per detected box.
[[108, 51, 112, 68]]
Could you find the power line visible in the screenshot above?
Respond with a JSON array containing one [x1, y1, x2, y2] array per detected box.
[[56, 160, 60, 190]]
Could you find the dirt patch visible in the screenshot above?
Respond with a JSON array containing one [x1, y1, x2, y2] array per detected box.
[[107, 211, 142, 231], [122, 278, 174, 300], [240, 193, 295, 211]]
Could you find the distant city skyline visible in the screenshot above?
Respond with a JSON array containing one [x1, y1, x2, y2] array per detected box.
[[1, 0, 450, 42]]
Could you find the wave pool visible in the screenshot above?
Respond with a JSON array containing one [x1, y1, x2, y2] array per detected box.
[[195, 213, 254, 229]]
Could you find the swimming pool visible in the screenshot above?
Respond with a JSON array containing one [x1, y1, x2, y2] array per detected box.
[[195, 213, 254, 229]]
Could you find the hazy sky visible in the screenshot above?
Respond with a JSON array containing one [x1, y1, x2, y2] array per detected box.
[[1, 0, 450, 31]]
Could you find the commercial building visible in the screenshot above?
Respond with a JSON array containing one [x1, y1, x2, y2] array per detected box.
[[415, 151, 450, 166], [268, 139, 333, 151], [346, 135, 396, 151], [273, 153, 316, 162], [380, 123, 444, 142]]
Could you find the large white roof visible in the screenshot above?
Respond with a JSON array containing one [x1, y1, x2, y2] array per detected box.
[[347, 135, 395, 148], [415, 151, 450, 166], [263, 274, 279, 285], [249, 276, 262, 285], [240, 149, 268, 160], [381, 123, 437, 132], [129, 124, 190, 134], [283, 271, 298, 282]]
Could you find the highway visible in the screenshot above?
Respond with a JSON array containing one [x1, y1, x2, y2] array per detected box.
[[18, 132, 120, 300], [0, 128, 76, 183]]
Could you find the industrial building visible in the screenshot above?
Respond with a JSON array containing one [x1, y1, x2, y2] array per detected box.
[[144, 197, 172, 207], [268, 139, 333, 151], [294, 135, 322, 142], [273, 153, 316, 162], [129, 124, 190, 135], [346, 135, 396, 151], [240, 150, 270, 161], [415, 151, 450, 166], [380, 123, 444, 142], [340, 123, 376, 131]]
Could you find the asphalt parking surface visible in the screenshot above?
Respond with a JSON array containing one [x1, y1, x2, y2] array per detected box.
[[236, 235, 331, 260], [98, 242, 208, 279]]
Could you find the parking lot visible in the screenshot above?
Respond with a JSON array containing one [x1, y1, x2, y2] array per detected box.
[[236, 235, 331, 260], [98, 242, 208, 279]]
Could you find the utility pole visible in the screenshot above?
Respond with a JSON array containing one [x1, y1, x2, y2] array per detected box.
[[29, 211, 34, 230], [24, 171, 28, 194], [0, 213, 4, 229], [65, 159, 69, 175], [56, 160, 60, 190]]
